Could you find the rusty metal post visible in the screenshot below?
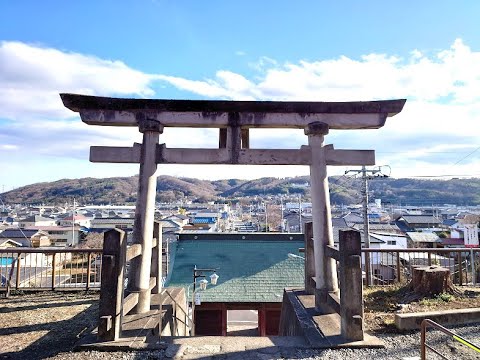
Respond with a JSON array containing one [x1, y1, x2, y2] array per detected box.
[[98, 229, 127, 341], [339, 230, 364, 341], [127, 118, 163, 313], [15, 253, 21, 289], [458, 252, 463, 286], [396, 252, 401, 283], [51, 253, 56, 290]]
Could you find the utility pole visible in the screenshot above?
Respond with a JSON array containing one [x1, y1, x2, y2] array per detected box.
[[72, 197, 76, 246], [298, 194, 302, 232], [280, 195, 284, 232], [345, 166, 384, 286]]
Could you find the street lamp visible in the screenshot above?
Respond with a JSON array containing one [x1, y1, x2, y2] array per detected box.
[[191, 265, 219, 336]]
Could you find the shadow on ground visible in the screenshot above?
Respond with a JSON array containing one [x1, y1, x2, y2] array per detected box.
[[0, 297, 98, 360]]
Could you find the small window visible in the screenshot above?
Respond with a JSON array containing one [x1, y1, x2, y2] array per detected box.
[[387, 240, 396, 246]]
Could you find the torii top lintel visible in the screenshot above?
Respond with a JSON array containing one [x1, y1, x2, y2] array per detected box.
[[60, 94, 406, 130]]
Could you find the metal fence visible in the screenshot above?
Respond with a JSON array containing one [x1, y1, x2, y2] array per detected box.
[[0, 248, 103, 292], [1, 246, 478, 292], [421, 319, 480, 359], [362, 248, 479, 287]]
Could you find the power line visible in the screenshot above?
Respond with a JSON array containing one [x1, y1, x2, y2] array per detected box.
[[450, 146, 480, 167]]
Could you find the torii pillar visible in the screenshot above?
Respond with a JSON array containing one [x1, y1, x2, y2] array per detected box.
[[127, 117, 163, 313], [305, 122, 338, 307]]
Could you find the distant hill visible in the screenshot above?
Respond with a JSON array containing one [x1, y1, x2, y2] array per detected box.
[[2, 175, 480, 206]]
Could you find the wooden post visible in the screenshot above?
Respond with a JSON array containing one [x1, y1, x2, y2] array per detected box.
[[98, 229, 126, 341], [151, 220, 163, 294], [258, 305, 266, 336], [339, 230, 364, 341], [304, 222, 315, 294], [86, 252, 92, 291]]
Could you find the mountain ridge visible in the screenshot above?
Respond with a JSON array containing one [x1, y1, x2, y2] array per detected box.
[[2, 176, 480, 206]]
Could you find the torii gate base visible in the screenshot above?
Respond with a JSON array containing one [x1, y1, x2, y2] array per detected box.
[[278, 225, 383, 348]]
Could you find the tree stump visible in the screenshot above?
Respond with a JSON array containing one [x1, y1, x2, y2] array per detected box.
[[410, 265, 456, 296]]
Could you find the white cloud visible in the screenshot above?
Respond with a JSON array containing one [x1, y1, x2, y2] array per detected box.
[[0, 144, 18, 150], [0, 41, 158, 120], [157, 38, 480, 104]]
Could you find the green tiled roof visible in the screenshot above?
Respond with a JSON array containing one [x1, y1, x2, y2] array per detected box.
[[165, 238, 304, 303]]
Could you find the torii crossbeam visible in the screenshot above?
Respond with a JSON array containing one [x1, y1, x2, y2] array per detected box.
[[61, 93, 405, 314]]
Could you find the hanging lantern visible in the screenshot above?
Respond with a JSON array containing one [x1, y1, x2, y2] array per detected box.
[[210, 273, 219, 285], [199, 278, 208, 290]]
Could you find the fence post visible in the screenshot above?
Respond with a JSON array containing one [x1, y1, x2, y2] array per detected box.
[[339, 230, 364, 341], [471, 248, 476, 286], [458, 252, 463, 286], [151, 220, 163, 294], [98, 229, 126, 341], [304, 222, 315, 294], [51, 253, 56, 290], [396, 252, 401, 283], [86, 252, 92, 291], [15, 253, 21, 289]]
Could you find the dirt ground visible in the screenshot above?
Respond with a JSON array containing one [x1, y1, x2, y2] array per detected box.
[[364, 284, 480, 333], [0, 291, 99, 360], [1, 286, 480, 359]]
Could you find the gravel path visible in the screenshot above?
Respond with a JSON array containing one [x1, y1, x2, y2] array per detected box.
[[2, 292, 480, 360], [41, 323, 480, 360]]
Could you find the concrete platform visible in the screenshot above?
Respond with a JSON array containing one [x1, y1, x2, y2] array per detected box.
[[288, 289, 384, 348], [77, 288, 384, 353], [395, 307, 480, 330]]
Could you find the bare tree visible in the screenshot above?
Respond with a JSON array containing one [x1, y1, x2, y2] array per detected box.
[[78, 232, 104, 249]]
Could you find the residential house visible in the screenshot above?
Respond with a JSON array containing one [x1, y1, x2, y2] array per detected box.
[[164, 214, 189, 226], [395, 215, 442, 232], [0, 229, 50, 247], [342, 212, 364, 226], [406, 232, 441, 248], [189, 212, 219, 231], [26, 226, 80, 247], [18, 215, 56, 229], [58, 213, 91, 228], [89, 216, 135, 231], [351, 223, 403, 235]]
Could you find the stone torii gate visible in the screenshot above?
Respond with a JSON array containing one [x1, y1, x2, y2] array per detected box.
[[61, 94, 405, 314]]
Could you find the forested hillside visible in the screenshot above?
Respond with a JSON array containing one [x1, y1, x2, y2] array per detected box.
[[2, 175, 480, 206]]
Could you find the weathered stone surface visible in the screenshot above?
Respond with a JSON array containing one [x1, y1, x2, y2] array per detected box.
[[183, 344, 222, 355]]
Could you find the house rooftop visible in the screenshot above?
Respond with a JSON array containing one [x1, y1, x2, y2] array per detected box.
[[397, 215, 441, 225], [406, 232, 440, 243], [18, 215, 54, 223], [165, 233, 304, 303]]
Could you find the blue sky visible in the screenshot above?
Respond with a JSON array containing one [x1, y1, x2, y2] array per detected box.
[[1, 1, 480, 191]]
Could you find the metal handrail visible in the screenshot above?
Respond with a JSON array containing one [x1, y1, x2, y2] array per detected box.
[[1, 248, 103, 291], [421, 319, 480, 359]]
